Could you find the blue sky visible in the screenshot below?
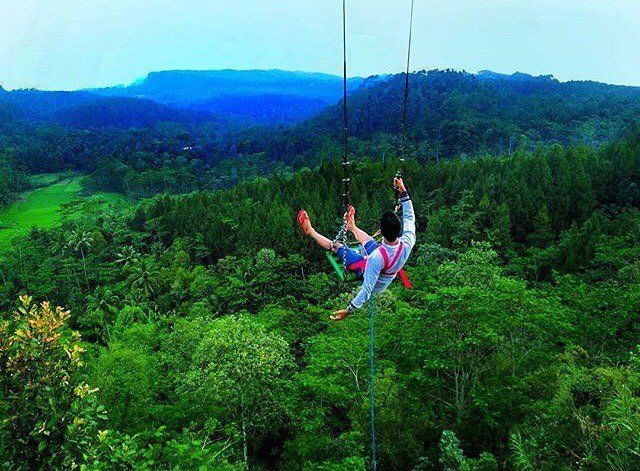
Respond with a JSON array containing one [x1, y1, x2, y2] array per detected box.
[[2, 0, 639, 90]]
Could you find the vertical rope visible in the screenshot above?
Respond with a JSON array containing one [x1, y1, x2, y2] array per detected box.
[[369, 296, 377, 471], [341, 0, 351, 215], [399, 0, 415, 160], [396, 0, 415, 210]]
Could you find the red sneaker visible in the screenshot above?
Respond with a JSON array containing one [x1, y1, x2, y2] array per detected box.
[[345, 205, 356, 230], [297, 210, 311, 235]]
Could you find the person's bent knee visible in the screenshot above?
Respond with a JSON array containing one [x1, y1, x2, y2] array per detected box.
[[332, 242, 344, 254]]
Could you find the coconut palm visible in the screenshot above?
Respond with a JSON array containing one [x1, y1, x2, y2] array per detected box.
[[115, 245, 140, 268], [130, 260, 158, 299], [66, 229, 94, 287], [86, 287, 120, 341]]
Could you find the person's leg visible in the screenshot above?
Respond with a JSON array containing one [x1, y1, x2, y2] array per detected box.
[[308, 227, 334, 251], [345, 206, 374, 246], [351, 223, 374, 246], [298, 210, 367, 275], [298, 210, 334, 250]]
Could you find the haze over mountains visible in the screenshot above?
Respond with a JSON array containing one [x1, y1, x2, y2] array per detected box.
[[0, 68, 564, 129], [92, 69, 365, 123], [3, 68, 640, 159], [0, 70, 366, 126]]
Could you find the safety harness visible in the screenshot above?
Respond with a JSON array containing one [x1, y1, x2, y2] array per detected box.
[[345, 241, 413, 288]]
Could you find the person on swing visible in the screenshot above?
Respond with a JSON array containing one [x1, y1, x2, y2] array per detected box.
[[297, 177, 416, 321]]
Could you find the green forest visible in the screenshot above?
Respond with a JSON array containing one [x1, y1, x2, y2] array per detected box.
[[2, 69, 640, 470]]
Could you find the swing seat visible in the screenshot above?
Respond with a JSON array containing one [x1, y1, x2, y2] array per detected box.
[[325, 244, 365, 282], [325, 251, 346, 281]]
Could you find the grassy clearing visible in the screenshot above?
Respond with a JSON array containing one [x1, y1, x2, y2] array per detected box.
[[0, 176, 123, 248], [28, 172, 76, 188]]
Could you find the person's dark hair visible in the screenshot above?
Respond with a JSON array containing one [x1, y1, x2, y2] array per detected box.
[[380, 211, 402, 242]]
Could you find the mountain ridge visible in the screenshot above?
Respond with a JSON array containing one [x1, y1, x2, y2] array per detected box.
[[89, 69, 365, 124], [237, 68, 640, 164]]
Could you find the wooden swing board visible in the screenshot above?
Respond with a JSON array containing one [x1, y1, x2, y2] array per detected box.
[[325, 251, 346, 281]]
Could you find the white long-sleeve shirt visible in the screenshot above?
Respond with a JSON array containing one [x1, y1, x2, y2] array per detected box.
[[349, 193, 416, 310]]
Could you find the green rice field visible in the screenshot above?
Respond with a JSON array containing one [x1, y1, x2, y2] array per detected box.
[[0, 176, 123, 248]]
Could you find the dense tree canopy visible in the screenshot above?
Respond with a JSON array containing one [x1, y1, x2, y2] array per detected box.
[[3, 68, 640, 469], [2, 122, 640, 468]]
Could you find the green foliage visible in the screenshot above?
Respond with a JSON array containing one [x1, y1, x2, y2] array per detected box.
[[509, 347, 640, 470], [439, 430, 497, 471], [0, 175, 121, 247], [182, 315, 293, 466], [0, 152, 28, 208], [3, 125, 640, 469], [0, 296, 106, 469]]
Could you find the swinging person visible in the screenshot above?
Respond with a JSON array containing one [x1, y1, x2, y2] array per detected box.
[[297, 177, 416, 321]]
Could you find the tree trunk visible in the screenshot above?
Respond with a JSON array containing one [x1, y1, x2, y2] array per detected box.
[[80, 247, 88, 290], [242, 416, 249, 469]]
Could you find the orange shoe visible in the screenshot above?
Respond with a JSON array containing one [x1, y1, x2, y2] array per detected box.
[[345, 205, 356, 230], [297, 210, 311, 235]]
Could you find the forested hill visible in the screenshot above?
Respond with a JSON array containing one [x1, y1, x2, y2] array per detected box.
[[92, 69, 365, 124], [0, 89, 96, 120], [46, 97, 217, 129], [0, 70, 366, 128], [249, 69, 640, 164], [0, 90, 222, 129], [3, 127, 640, 469], [94, 69, 364, 103]]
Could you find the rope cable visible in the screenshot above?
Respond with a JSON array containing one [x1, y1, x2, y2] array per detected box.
[[341, 0, 351, 215], [396, 0, 415, 210], [369, 296, 378, 471], [399, 0, 415, 164]]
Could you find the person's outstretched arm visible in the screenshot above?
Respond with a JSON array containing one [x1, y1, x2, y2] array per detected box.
[[395, 177, 416, 250]]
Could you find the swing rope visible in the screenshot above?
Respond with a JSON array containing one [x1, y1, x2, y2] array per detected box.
[[400, 0, 415, 160], [341, 0, 351, 216], [331, 4, 415, 465], [330, 0, 351, 254], [396, 0, 415, 208], [369, 296, 378, 471]]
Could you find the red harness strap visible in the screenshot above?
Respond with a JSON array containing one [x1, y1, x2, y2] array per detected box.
[[347, 259, 367, 272], [397, 269, 413, 289], [346, 243, 413, 289], [378, 242, 403, 275], [378, 243, 413, 289]]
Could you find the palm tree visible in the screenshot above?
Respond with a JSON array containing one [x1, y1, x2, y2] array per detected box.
[[66, 229, 94, 288], [86, 287, 119, 342], [130, 260, 158, 299], [115, 245, 140, 268]]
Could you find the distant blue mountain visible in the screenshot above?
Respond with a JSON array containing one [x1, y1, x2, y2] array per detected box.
[[45, 97, 215, 129], [476, 70, 556, 83], [92, 69, 364, 124], [186, 93, 330, 125], [0, 89, 95, 118], [0, 69, 368, 128]]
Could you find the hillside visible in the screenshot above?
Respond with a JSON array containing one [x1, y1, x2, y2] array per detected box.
[[3, 128, 640, 469], [92, 69, 364, 124], [0, 89, 96, 118], [45, 96, 216, 129], [0, 175, 122, 246], [250, 69, 640, 164], [186, 93, 330, 125]]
